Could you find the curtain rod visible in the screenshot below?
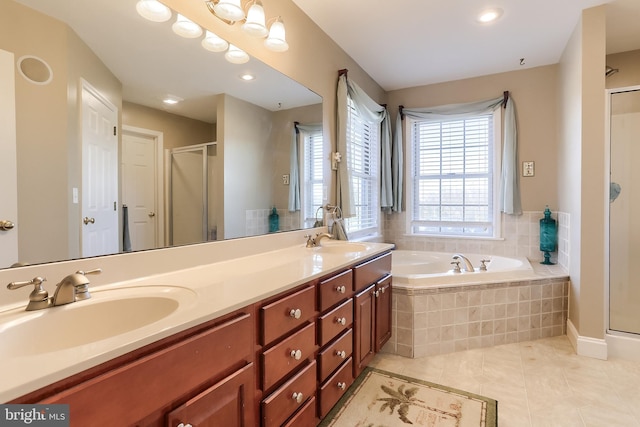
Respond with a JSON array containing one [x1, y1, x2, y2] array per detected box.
[[503, 90, 509, 108]]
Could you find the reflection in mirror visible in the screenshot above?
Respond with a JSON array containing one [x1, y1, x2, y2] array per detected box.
[[0, 0, 323, 269]]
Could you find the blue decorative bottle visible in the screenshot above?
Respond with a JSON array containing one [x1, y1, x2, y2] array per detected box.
[[539, 206, 557, 265], [268, 206, 279, 232]]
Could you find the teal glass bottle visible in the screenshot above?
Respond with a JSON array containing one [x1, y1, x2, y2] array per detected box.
[[539, 206, 557, 265], [268, 206, 279, 232]]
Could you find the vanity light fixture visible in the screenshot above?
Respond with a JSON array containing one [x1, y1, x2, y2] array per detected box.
[[172, 14, 203, 38], [202, 30, 229, 52], [135, 0, 172, 22], [477, 8, 503, 24], [205, 0, 289, 52], [225, 44, 250, 64]]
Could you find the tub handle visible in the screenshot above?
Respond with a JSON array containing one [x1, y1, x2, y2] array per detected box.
[[450, 261, 461, 273], [480, 259, 491, 271]]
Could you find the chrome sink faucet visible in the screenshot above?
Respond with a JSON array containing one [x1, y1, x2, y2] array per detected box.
[[7, 268, 102, 311], [304, 232, 334, 247], [452, 254, 475, 272]]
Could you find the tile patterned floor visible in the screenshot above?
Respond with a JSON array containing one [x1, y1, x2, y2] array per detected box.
[[371, 336, 640, 426]]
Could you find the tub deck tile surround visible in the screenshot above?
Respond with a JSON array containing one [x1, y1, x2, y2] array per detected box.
[[385, 272, 570, 358]]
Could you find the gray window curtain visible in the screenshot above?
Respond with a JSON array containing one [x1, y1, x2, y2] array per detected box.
[[336, 74, 394, 217], [396, 95, 522, 215], [288, 123, 322, 212]]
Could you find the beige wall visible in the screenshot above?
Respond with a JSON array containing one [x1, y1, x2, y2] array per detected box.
[[387, 65, 559, 212], [0, 1, 121, 265], [558, 6, 607, 340], [605, 49, 640, 89], [122, 102, 215, 150]]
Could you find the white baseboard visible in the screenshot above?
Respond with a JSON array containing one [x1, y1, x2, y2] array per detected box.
[[566, 319, 608, 360], [606, 332, 640, 362]]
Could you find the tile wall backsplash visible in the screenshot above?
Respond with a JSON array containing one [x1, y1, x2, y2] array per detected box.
[[384, 210, 569, 266], [384, 277, 570, 358]]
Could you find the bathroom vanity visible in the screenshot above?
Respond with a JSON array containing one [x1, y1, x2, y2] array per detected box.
[[3, 239, 393, 426]]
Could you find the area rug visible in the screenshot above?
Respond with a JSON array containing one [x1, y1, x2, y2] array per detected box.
[[320, 367, 497, 427]]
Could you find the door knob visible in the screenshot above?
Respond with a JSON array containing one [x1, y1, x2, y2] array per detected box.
[[83, 217, 95, 225], [148, 212, 156, 217], [0, 220, 14, 231]]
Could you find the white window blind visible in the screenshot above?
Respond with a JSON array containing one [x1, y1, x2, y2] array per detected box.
[[345, 97, 380, 236], [302, 130, 324, 227], [410, 114, 495, 237]]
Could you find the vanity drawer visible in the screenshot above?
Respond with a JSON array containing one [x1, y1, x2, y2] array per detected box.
[[282, 396, 318, 427], [317, 298, 353, 346], [40, 312, 253, 425], [318, 329, 353, 382], [318, 269, 352, 311], [262, 361, 317, 427], [318, 358, 353, 419], [262, 322, 317, 391], [261, 285, 316, 346], [353, 252, 391, 292]]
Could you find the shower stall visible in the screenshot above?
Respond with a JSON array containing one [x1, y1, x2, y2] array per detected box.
[[169, 142, 218, 246], [608, 85, 640, 337]]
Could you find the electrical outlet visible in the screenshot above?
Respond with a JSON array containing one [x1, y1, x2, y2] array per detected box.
[[523, 161, 535, 177], [282, 174, 290, 185]]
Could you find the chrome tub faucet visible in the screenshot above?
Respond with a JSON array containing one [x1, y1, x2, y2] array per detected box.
[[452, 254, 475, 272]]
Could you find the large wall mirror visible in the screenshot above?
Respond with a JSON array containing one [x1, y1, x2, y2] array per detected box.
[[0, 0, 324, 269]]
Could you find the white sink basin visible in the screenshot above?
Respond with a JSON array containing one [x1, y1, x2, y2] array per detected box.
[[314, 241, 368, 254], [0, 285, 197, 356]]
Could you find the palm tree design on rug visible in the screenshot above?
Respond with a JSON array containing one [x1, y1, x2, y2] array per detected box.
[[376, 383, 462, 425]]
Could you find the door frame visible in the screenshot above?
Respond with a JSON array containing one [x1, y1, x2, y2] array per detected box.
[[122, 125, 165, 248]]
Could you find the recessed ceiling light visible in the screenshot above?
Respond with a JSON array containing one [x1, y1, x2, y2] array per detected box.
[[477, 8, 503, 24], [240, 73, 255, 81], [163, 95, 183, 105]]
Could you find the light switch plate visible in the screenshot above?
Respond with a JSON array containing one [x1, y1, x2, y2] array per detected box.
[[523, 161, 535, 177]]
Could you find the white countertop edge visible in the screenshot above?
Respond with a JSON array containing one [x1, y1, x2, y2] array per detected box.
[[1, 241, 394, 402]]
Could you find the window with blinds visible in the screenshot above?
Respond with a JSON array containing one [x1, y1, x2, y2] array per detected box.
[[302, 130, 324, 228], [409, 114, 496, 237], [345, 97, 380, 237]]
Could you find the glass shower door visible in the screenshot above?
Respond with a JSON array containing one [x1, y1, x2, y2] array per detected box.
[[609, 87, 640, 335]]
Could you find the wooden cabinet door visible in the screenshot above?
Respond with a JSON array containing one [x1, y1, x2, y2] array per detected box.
[[353, 284, 375, 377], [375, 275, 392, 352], [166, 363, 255, 427]]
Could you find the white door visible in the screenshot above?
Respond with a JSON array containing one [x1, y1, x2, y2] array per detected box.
[[0, 49, 18, 268], [81, 81, 118, 257], [122, 127, 163, 251]]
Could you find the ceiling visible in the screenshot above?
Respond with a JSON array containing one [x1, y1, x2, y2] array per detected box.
[[292, 0, 640, 91], [14, 0, 321, 123]]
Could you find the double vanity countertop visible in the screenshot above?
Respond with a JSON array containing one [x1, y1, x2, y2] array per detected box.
[[0, 241, 394, 402]]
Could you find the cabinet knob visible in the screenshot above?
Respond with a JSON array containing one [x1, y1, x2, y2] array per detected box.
[[337, 382, 346, 390], [335, 350, 346, 359], [335, 317, 347, 326], [335, 285, 346, 294], [374, 290, 380, 298], [290, 349, 302, 360], [292, 392, 304, 404], [177, 423, 193, 427], [289, 308, 302, 319]]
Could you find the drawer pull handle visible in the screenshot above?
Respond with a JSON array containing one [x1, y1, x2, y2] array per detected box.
[[335, 350, 346, 359], [335, 317, 347, 326], [337, 382, 346, 390], [290, 349, 302, 360], [292, 392, 304, 403], [177, 424, 193, 427], [289, 308, 302, 319], [336, 285, 346, 294]]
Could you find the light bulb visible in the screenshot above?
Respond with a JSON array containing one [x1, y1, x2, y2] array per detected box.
[[242, 1, 268, 37], [202, 31, 229, 52], [172, 14, 202, 38], [136, 0, 171, 23], [264, 17, 288, 52], [213, 0, 245, 22], [225, 44, 250, 64]]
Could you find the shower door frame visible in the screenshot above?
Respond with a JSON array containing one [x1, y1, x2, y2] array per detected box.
[[605, 84, 640, 339]]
